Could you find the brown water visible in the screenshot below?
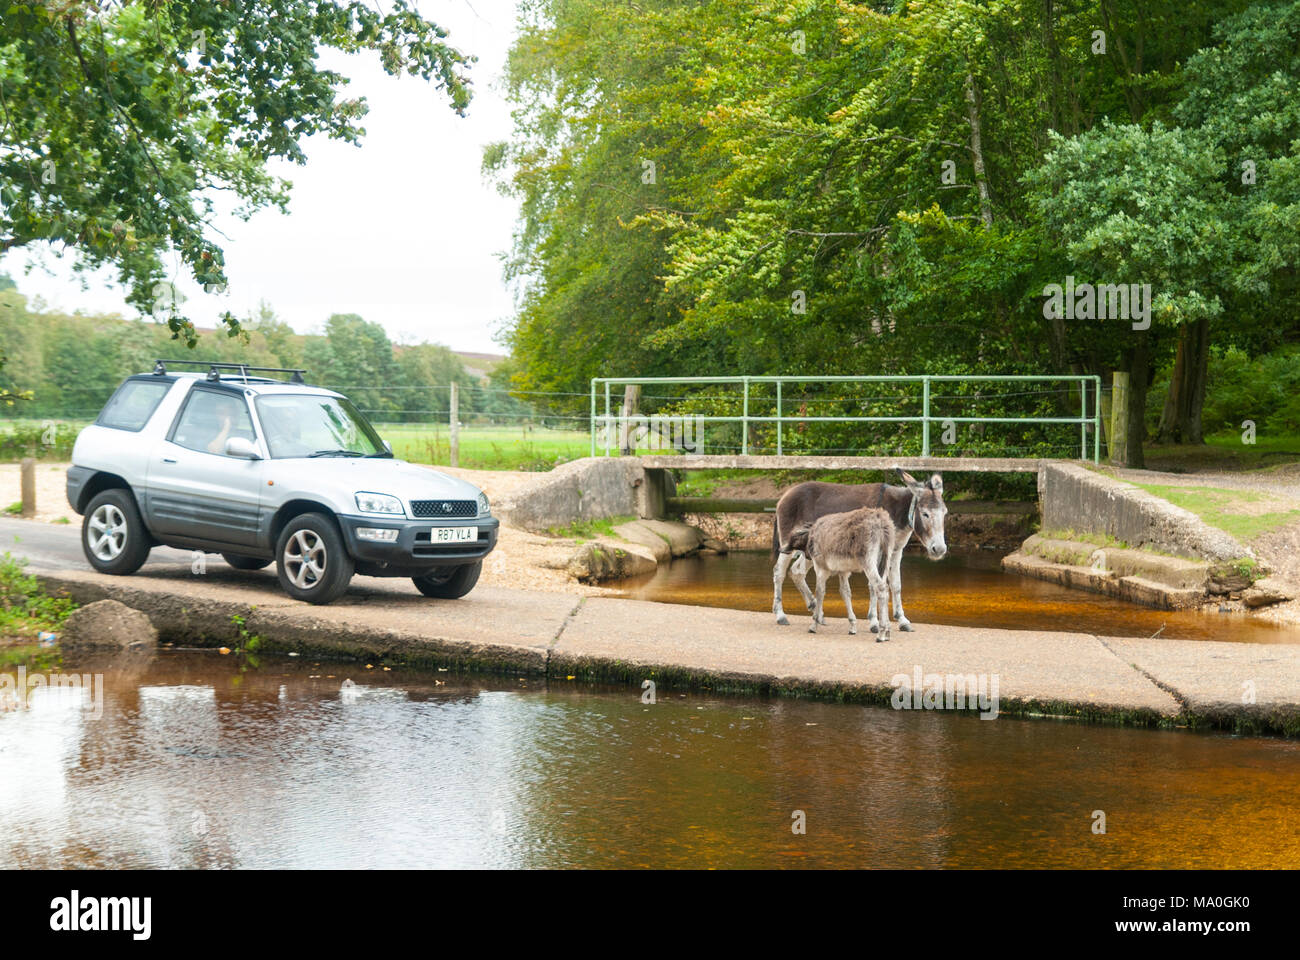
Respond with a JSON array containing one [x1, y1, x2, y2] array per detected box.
[[3, 650, 1300, 868], [616, 550, 1300, 644]]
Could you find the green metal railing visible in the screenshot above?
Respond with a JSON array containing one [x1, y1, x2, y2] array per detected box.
[[589, 374, 1103, 462]]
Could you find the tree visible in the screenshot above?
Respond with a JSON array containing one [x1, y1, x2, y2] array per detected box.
[[1025, 121, 1233, 465], [1158, 0, 1300, 442], [394, 343, 476, 422], [490, 0, 1243, 448], [303, 313, 399, 419], [0, 0, 471, 345], [247, 300, 302, 369]]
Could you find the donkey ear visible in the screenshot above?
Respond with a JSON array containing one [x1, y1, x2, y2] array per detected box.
[[928, 473, 943, 492], [897, 468, 921, 489]]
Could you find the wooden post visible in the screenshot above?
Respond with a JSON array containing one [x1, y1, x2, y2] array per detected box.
[[20, 457, 35, 518], [618, 384, 641, 455], [1109, 371, 1129, 466], [449, 382, 459, 468]]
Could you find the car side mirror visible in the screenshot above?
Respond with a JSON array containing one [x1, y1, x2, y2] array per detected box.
[[225, 437, 262, 459], [384, 439, 393, 454]]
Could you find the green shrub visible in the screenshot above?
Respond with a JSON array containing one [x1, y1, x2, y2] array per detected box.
[[0, 552, 76, 637], [0, 420, 80, 462], [1196, 345, 1300, 435]]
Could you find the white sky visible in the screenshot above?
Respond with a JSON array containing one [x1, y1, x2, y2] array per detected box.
[[1, 1, 522, 355]]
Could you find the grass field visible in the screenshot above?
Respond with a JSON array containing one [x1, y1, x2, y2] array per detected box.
[[1145, 431, 1300, 472], [1128, 482, 1300, 542], [374, 423, 590, 471], [0, 417, 592, 471]]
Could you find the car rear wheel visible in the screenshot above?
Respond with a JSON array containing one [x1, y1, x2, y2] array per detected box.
[[275, 513, 354, 604], [222, 553, 273, 571], [81, 489, 152, 575], [412, 561, 482, 599]]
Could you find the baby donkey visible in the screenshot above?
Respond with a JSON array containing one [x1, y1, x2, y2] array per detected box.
[[784, 507, 897, 638]]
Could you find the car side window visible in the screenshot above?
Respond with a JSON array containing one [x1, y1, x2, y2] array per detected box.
[[97, 380, 172, 431], [171, 390, 257, 456]]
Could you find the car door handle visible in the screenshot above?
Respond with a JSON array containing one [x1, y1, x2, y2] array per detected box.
[[161, 457, 177, 464]]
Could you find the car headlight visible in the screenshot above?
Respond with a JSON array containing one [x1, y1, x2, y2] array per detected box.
[[355, 492, 404, 515], [477, 491, 490, 516]]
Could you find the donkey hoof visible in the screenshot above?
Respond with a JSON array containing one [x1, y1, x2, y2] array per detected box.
[[869, 622, 880, 634], [807, 625, 818, 634], [848, 624, 857, 635], [899, 621, 914, 632], [776, 614, 790, 626]]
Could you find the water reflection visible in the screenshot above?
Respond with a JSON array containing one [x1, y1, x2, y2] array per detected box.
[[616, 550, 1299, 644], [2, 650, 1300, 868]]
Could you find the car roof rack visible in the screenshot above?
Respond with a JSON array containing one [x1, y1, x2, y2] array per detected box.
[[152, 359, 307, 385]]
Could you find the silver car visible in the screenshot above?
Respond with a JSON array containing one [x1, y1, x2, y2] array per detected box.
[[66, 361, 499, 604]]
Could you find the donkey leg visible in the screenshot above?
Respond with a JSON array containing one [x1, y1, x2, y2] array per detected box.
[[772, 551, 797, 625], [791, 551, 816, 613], [808, 569, 828, 634], [795, 553, 825, 623], [866, 561, 880, 631], [890, 545, 913, 631], [865, 546, 882, 633], [837, 573, 857, 635], [869, 564, 890, 640]]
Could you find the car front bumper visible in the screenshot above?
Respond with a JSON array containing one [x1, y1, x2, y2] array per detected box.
[[336, 513, 499, 577]]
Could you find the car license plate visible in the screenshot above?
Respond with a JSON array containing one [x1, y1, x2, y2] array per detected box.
[[431, 526, 477, 543]]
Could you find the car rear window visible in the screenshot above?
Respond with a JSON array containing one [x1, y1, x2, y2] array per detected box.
[[97, 379, 171, 431]]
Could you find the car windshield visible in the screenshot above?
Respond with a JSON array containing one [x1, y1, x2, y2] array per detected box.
[[255, 394, 388, 459]]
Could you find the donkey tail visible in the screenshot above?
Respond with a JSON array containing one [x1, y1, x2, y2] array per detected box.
[[782, 524, 811, 557]]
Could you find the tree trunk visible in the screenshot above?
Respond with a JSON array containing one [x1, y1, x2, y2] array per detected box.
[[1125, 330, 1149, 469], [1098, 377, 1112, 454], [1156, 316, 1210, 445], [1042, 0, 1064, 133], [1186, 315, 1210, 444], [964, 72, 994, 228], [1157, 325, 1188, 443]]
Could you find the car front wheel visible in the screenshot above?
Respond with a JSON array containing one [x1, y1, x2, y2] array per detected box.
[[412, 561, 482, 599], [81, 488, 152, 575], [275, 513, 354, 604]]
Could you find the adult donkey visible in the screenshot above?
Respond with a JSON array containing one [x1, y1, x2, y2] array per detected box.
[[771, 469, 947, 631]]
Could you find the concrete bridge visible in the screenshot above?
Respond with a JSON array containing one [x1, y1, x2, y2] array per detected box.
[[638, 453, 1046, 472], [635, 454, 1050, 518]]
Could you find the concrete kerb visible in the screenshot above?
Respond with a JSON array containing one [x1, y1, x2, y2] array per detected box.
[[31, 568, 1300, 737], [35, 571, 556, 675]]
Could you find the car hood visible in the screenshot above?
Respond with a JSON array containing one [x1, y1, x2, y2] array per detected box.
[[278, 457, 483, 506]]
